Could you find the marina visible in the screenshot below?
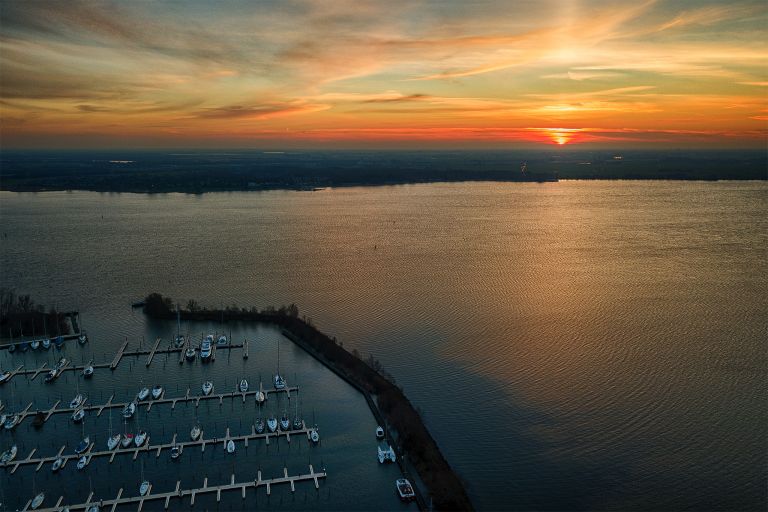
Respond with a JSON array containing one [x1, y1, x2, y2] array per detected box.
[[0, 319, 417, 511]]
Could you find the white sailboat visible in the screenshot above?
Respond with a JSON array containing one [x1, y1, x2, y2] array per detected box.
[[151, 385, 163, 400], [30, 492, 45, 510], [107, 410, 121, 450], [0, 444, 17, 464], [202, 381, 213, 396], [190, 424, 202, 441], [226, 440, 235, 453], [139, 460, 150, 496], [76, 455, 90, 470], [239, 379, 249, 393], [273, 339, 286, 389], [174, 307, 185, 347], [267, 415, 277, 433]]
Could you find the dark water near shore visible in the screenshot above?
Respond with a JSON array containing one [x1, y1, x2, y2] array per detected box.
[[1, 181, 766, 511]]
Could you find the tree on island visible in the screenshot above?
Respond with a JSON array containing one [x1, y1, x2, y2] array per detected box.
[[143, 293, 174, 317]]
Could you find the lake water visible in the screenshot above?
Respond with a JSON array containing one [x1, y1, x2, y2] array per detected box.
[[1, 181, 766, 511]]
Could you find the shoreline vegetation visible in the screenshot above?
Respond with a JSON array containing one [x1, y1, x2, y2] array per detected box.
[[0, 289, 72, 341], [1, 150, 764, 193], [143, 293, 474, 511]]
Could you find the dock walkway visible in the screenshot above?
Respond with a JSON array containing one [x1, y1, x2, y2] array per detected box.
[[5, 424, 313, 472], [7, 385, 295, 428], [25, 465, 325, 512]]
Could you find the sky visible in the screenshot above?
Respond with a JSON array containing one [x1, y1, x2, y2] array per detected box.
[[0, 0, 766, 149]]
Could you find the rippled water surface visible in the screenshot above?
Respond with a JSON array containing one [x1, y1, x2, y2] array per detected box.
[[1, 181, 766, 511]]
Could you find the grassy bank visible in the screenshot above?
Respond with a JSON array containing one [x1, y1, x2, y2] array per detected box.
[[143, 293, 473, 511]]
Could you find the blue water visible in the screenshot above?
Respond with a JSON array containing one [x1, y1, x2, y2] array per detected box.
[[1, 181, 766, 510]]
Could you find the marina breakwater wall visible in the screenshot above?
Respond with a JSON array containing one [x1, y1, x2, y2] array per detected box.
[[143, 293, 473, 511]]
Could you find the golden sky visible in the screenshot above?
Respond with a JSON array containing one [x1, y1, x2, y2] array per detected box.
[[1, 0, 766, 148]]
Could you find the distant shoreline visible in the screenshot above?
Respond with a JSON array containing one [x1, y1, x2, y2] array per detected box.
[[2, 149, 764, 192], [2, 175, 767, 194]]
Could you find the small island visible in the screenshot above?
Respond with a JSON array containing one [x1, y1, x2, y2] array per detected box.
[[142, 293, 473, 511]]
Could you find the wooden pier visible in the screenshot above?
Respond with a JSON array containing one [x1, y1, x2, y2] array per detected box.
[[5, 424, 314, 472], [2, 337, 252, 384], [110, 338, 129, 370], [26, 465, 326, 512], [7, 385, 297, 428], [145, 337, 162, 367]]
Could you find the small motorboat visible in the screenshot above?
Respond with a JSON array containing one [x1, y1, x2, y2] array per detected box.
[[216, 335, 228, 347], [83, 365, 94, 378], [376, 426, 384, 439], [78, 334, 88, 345], [74, 436, 90, 454], [273, 374, 286, 390], [69, 394, 85, 409], [1, 444, 17, 464], [174, 334, 185, 348], [136, 387, 150, 402], [255, 418, 265, 434], [33, 411, 45, 428], [121, 433, 134, 448], [170, 445, 183, 459], [396, 478, 416, 501], [190, 425, 202, 441], [107, 434, 121, 450], [255, 391, 265, 404], [0, 370, 10, 384], [42, 338, 51, 350], [134, 430, 147, 447], [310, 428, 320, 444], [202, 381, 213, 396], [122, 402, 136, 419], [185, 347, 196, 361], [31, 339, 40, 350], [31, 492, 45, 510], [280, 413, 290, 431], [226, 440, 235, 453], [267, 416, 277, 433], [44, 368, 58, 382], [4, 414, 19, 430], [239, 379, 249, 393], [139, 481, 151, 496], [72, 408, 86, 423], [76, 455, 89, 470], [151, 385, 163, 400], [51, 457, 64, 472]]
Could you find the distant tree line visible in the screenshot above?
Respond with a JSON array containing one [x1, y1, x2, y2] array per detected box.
[[0, 288, 71, 339]]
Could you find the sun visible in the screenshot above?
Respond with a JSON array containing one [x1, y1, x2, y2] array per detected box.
[[541, 128, 580, 145]]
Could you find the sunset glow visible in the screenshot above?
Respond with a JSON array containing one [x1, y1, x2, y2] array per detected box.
[[1, 0, 766, 149]]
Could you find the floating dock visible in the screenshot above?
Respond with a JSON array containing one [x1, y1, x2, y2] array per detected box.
[[5, 385, 296, 428], [1, 337, 253, 384], [24, 465, 325, 512], [4, 423, 314, 472]]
